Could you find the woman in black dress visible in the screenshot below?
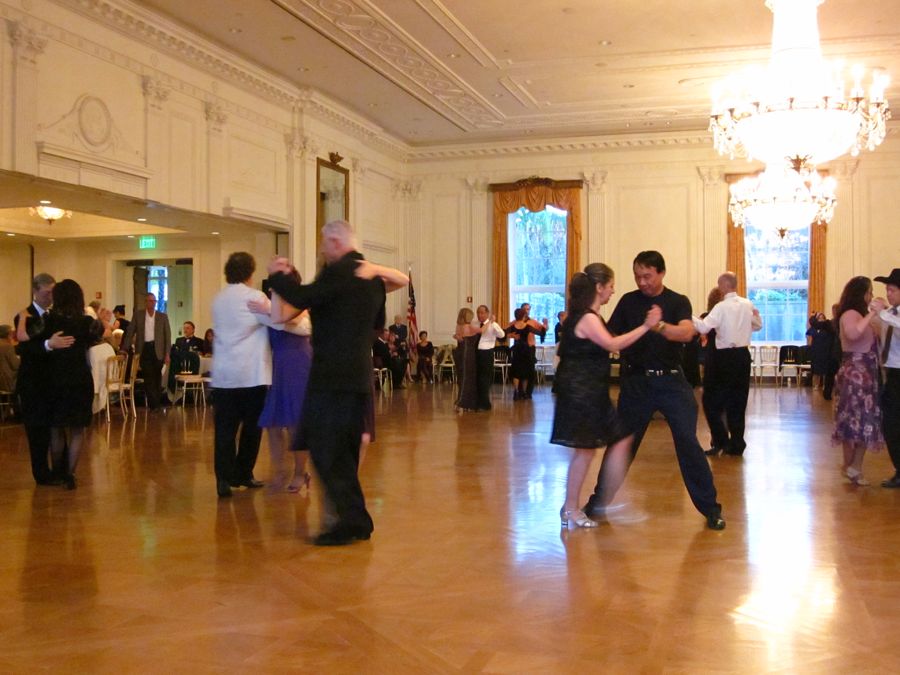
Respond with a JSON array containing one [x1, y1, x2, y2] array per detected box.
[[506, 309, 536, 400], [453, 307, 479, 411], [551, 263, 662, 529], [17, 279, 95, 489]]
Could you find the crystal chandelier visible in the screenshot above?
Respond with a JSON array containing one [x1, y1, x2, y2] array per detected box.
[[710, 0, 890, 166], [729, 160, 836, 237], [29, 205, 72, 225]]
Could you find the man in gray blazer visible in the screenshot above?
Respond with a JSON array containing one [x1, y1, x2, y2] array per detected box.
[[122, 292, 171, 409]]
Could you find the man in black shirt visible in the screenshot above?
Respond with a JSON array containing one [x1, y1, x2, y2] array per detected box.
[[583, 251, 725, 530], [268, 220, 386, 545]]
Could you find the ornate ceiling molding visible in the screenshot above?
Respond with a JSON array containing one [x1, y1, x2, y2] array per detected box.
[[272, 0, 499, 131], [406, 132, 713, 161]]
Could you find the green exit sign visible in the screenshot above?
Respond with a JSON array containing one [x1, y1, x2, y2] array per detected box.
[[139, 236, 156, 250]]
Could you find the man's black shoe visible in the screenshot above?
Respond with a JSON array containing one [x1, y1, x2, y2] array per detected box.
[[723, 449, 744, 456], [217, 480, 232, 498], [35, 477, 64, 486], [230, 477, 264, 489], [706, 513, 726, 530], [882, 475, 900, 489], [704, 447, 724, 457], [313, 528, 372, 546]]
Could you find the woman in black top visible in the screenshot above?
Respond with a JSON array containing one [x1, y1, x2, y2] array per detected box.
[[16, 279, 96, 489], [551, 263, 661, 529]]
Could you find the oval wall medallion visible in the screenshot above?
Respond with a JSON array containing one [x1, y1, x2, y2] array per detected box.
[[78, 96, 112, 147]]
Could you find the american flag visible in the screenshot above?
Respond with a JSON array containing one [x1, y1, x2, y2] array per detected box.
[[407, 268, 419, 346]]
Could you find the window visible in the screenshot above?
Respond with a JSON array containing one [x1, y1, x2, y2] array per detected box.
[[508, 205, 567, 342], [744, 223, 810, 343], [147, 265, 169, 314]]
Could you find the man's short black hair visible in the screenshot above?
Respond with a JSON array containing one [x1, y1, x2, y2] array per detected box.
[[225, 252, 255, 284], [183, 321, 195, 330], [633, 250, 666, 273]]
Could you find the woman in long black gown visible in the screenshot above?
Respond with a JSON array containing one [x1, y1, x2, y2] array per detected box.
[[551, 263, 661, 529], [453, 307, 479, 412], [17, 279, 95, 489]]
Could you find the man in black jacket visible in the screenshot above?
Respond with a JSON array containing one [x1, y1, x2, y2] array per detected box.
[[268, 220, 386, 546], [14, 273, 74, 485]]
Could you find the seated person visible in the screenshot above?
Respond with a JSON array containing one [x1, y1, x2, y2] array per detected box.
[[201, 328, 214, 355], [175, 321, 205, 354], [0, 323, 20, 394], [113, 305, 130, 335], [372, 329, 392, 389], [415, 330, 434, 382]]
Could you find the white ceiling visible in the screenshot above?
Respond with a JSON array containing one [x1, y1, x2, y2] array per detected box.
[[0, 171, 276, 242], [135, 0, 900, 146]]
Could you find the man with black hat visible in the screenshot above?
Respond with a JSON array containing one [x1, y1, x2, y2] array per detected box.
[[873, 268, 900, 488]]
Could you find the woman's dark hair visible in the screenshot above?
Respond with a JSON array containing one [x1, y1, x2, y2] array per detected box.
[[513, 307, 525, 321], [419, 331, 427, 339], [707, 287, 724, 313], [837, 276, 871, 320], [52, 279, 85, 319], [224, 252, 255, 284], [568, 263, 615, 314]]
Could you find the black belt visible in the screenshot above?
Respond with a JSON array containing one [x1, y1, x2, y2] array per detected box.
[[622, 367, 681, 377]]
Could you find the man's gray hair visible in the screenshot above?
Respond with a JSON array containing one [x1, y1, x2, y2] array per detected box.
[[322, 219, 357, 248], [32, 273, 55, 290]]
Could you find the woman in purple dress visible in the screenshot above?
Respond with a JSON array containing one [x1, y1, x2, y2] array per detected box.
[[254, 274, 313, 492]]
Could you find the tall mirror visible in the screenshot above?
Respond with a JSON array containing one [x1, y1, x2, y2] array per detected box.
[[316, 153, 349, 252]]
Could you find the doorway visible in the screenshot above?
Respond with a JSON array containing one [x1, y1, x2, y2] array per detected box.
[[116, 258, 193, 337]]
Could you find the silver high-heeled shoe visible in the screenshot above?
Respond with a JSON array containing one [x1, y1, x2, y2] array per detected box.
[[560, 507, 598, 530]]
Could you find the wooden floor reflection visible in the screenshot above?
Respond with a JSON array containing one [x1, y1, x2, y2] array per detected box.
[[2, 383, 900, 672]]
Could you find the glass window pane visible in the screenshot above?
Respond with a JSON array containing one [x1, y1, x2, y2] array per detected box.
[[508, 206, 567, 343]]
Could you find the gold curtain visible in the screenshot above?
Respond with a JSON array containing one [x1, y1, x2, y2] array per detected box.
[[808, 222, 827, 314], [490, 178, 583, 324], [725, 174, 747, 296]]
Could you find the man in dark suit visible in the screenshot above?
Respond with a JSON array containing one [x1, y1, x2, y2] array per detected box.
[[174, 321, 204, 354], [14, 273, 74, 485], [122, 292, 171, 409], [268, 219, 386, 546]]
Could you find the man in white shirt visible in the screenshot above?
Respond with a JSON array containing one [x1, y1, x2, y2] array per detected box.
[[473, 305, 505, 411], [692, 271, 763, 457], [212, 252, 274, 498], [873, 269, 900, 488]]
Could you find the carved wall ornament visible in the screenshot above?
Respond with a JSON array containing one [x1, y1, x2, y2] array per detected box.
[[392, 180, 422, 200], [581, 170, 608, 192], [464, 175, 489, 193], [37, 93, 141, 163], [204, 101, 228, 131], [351, 157, 368, 181], [697, 165, 725, 187], [7, 21, 46, 65], [329, 152, 344, 165], [141, 75, 170, 110]]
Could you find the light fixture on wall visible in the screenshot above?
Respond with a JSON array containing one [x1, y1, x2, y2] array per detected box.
[[710, 0, 890, 166], [29, 205, 72, 226], [729, 160, 836, 238]]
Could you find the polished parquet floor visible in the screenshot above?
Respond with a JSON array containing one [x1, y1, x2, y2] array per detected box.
[[2, 382, 900, 673]]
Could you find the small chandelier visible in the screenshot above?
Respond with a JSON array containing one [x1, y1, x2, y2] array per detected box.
[[729, 160, 836, 237], [29, 205, 72, 225], [710, 0, 890, 166]]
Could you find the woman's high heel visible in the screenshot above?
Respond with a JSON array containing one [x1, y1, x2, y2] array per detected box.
[[287, 472, 311, 493], [560, 507, 598, 530]]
